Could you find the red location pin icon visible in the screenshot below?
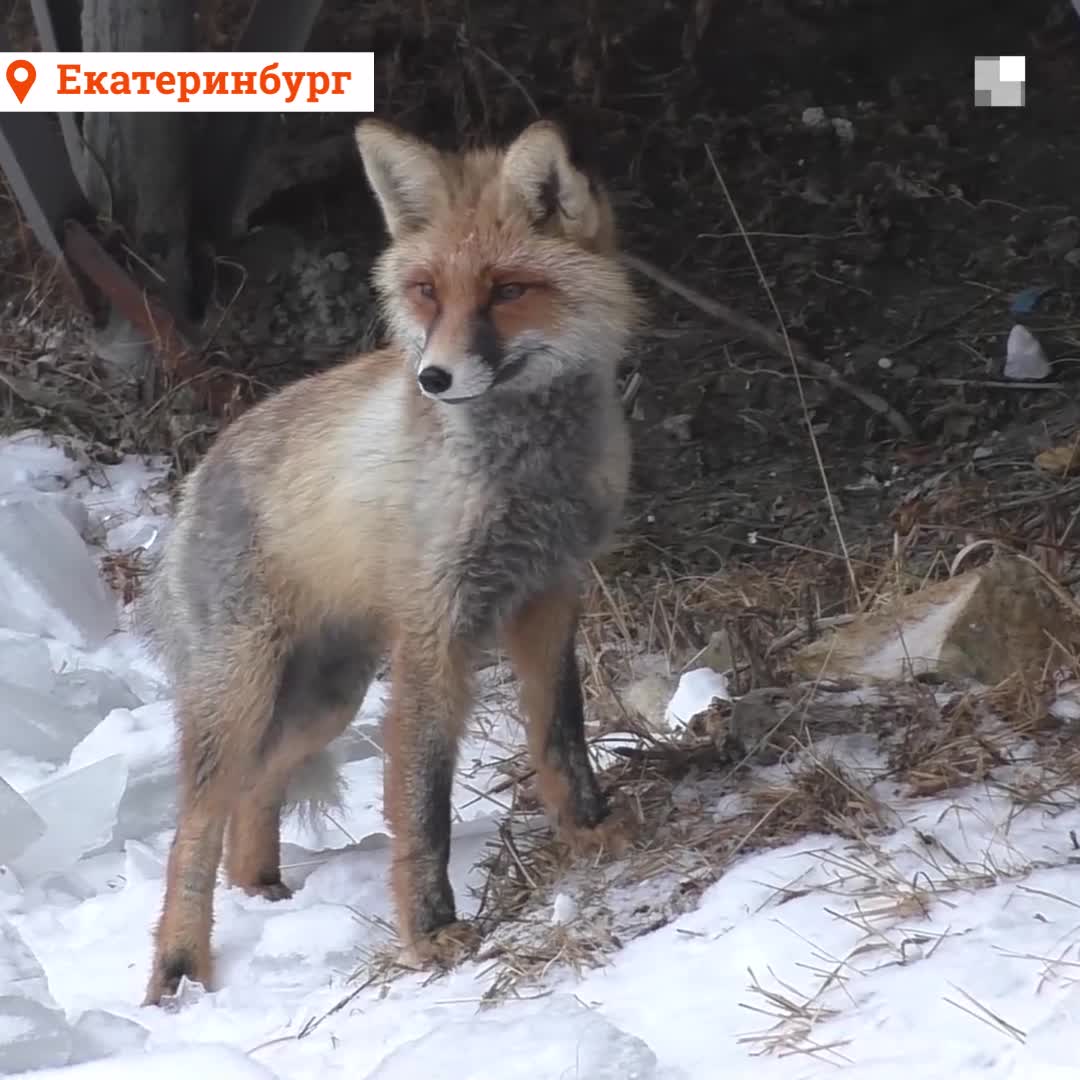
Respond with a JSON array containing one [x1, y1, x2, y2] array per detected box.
[[6, 60, 36, 104]]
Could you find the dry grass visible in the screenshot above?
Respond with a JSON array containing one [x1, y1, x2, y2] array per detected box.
[[745, 754, 889, 841]]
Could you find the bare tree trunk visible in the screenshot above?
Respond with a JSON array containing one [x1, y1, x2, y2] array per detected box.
[[77, 0, 194, 397]]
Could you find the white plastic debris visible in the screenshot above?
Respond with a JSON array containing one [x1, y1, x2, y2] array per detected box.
[[802, 106, 829, 130], [1004, 323, 1051, 380], [664, 667, 731, 730], [0, 499, 116, 648]]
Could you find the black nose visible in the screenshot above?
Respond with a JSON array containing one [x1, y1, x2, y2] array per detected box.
[[417, 366, 453, 395]]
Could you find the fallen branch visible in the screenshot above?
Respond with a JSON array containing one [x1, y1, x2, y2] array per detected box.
[[620, 251, 914, 440]]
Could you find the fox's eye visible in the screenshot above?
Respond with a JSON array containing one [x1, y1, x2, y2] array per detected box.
[[412, 282, 436, 301], [491, 282, 527, 303]]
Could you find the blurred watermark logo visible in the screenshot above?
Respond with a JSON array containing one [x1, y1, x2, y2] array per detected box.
[[974, 55, 1025, 107]]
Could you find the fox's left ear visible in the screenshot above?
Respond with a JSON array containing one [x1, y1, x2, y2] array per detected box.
[[355, 119, 449, 239], [499, 121, 611, 247]]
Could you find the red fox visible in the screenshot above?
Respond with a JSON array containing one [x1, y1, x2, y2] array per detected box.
[[139, 116, 643, 1006]]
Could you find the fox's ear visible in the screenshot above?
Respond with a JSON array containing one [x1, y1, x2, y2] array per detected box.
[[355, 119, 449, 238], [499, 120, 609, 246]]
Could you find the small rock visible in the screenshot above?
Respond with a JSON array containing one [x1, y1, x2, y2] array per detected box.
[[791, 555, 1080, 685], [730, 688, 805, 764], [831, 117, 854, 142], [1046, 221, 1080, 258], [802, 106, 828, 130], [660, 414, 694, 442], [693, 629, 734, 674]]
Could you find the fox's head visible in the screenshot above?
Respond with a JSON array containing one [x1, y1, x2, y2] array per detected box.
[[355, 118, 641, 404]]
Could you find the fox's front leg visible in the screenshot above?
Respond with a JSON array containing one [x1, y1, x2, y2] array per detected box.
[[504, 584, 632, 855], [383, 632, 477, 966]]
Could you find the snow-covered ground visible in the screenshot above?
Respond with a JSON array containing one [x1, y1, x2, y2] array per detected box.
[[3, 426, 1080, 1079]]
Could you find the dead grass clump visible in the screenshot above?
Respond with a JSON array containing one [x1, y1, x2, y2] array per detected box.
[[748, 755, 887, 842], [886, 692, 1008, 797], [100, 549, 151, 608], [980, 671, 1060, 739]]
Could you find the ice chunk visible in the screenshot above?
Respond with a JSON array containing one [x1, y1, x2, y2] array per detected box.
[[364, 995, 665, 1080], [69, 705, 176, 844], [0, 917, 54, 1007], [105, 518, 163, 553], [0, 776, 46, 866], [0, 490, 91, 539], [55, 667, 142, 715], [3, 679, 106, 763], [0, 995, 73, 1073], [123, 839, 165, 883], [68, 1009, 149, 1064], [0, 633, 54, 689], [0, 498, 117, 648], [0, 434, 84, 497], [0, 645, 140, 765], [9, 755, 129, 882], [9, 1044, 281, 1079]]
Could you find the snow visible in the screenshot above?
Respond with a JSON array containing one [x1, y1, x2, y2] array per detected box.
[[665, 666, 730, 728], [4, 426, 1080, 1078]]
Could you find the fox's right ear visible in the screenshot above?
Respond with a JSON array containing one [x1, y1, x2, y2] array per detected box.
[[354, 119, 448, 238]]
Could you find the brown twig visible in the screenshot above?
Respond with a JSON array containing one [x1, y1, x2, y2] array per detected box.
[[619, 251, 915, 440], [886, 292, 997, 356]]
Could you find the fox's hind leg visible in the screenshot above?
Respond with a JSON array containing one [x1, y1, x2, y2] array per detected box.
[[143, 645, 278, 1007], [224, 706, 360, 900], [225, 620, 378, 898], [503, 584, 632, 856], [225, 778, 293, 901]]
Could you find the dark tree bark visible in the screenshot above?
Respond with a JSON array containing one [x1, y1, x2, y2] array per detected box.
[[78, 0, 195, 395]]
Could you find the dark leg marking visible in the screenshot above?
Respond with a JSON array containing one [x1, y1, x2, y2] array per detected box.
[[547, 628, 608, 829]]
